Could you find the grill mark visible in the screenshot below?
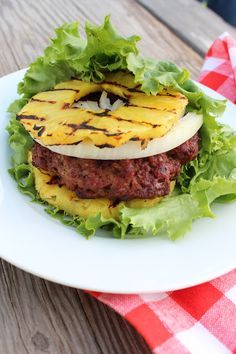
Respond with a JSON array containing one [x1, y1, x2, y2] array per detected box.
[[17, 114, 45, 121], [66, 121, 109, 133], [70, 106, 85, 110], [31, 98, 56, 104], [130, 88, 186, 99], [104, 131, 124, 137], [106, 114, 160, 128], [46, 140, 82, 146], [70, 106, 104, 111], [37, 126, 45, 137], [125, 103, 177, 113], [33, 124, 44, 131], [95, 143, 115, 148], [65, 122, 124, 137], [52, 88, 80, 93], [103, 81, 141, 93], [94, 110, 109, 117], [102, 81, 130, 90], [160, 93, 179, 98], [130, 137, 141, 141], [159, 91, 186, 99], [62, 102, 71, 109], [141, 139, 149, 149], [72, 111, 161, 128]]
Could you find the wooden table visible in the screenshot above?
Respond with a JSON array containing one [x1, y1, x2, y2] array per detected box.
[[1, 1, 235, 353]]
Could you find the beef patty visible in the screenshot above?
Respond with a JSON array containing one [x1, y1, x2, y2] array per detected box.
[[32, 134, 199, 201]]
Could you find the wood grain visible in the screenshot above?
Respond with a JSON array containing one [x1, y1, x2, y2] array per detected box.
[[0, 0, 202, 78], [0, 0, 204, 353], [0, 260, 150, 354], [138, 0, 236, 56]]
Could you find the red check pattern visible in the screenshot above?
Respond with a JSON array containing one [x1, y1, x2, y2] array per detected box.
[[88, 34, 236, 354], [199, 32, 236, 103]]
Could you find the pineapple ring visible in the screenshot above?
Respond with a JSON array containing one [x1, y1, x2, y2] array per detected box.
[[17, 72, 188, 149]]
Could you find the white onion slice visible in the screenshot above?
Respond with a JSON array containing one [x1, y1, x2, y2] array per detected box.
[[99, 91, 112, 110], [72, 91, 125, 112], [37, 113, 203, 160], [73, 101, 100, 111], [111, 99, 125, 111]]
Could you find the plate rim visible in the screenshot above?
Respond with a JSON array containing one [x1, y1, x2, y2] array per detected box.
[[1, 250, 235, 294]]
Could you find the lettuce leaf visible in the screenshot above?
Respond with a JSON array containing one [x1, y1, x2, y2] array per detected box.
[[6, 16, 236, 239], [121, 194, 200, 240], [72, 16, 140, 82], [178, 113, 236, 219], [18, 16, 140, 97], [127, 54, 226, 121], [127, 54, 190, 94]]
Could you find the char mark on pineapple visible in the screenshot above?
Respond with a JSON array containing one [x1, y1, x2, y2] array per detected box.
[[32, 133, 200, 201]]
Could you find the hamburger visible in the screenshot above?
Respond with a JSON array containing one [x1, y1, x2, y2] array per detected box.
[[7, 17, 236, 238], [17, 72, 201, 219]]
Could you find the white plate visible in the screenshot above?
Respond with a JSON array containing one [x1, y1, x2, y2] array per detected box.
[[0, 69, 236, 294]]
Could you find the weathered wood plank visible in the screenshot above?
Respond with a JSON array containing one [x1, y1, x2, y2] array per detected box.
[[138, 0, 236, 56], [0, 0, 203, 353], [0, 260, 150, 354], [0, 0, 202, 78]]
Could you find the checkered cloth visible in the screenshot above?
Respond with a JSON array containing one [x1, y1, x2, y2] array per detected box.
[[199, 32, 236, 103], [89, 34, 236, 354]]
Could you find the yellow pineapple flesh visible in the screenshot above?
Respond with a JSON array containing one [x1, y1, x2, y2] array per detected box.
[[17, 72, 188, 147]]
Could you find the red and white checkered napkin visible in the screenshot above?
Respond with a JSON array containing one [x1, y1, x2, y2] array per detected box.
[[89, 34, 236, 354], [199, 32, 236, 103]]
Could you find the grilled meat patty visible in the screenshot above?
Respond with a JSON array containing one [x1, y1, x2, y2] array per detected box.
[[32, 134, 200, 201]]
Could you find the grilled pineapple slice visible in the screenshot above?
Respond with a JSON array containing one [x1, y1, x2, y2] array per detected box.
[[32, 164, 175, 220], [18, 72, 188, 148]]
